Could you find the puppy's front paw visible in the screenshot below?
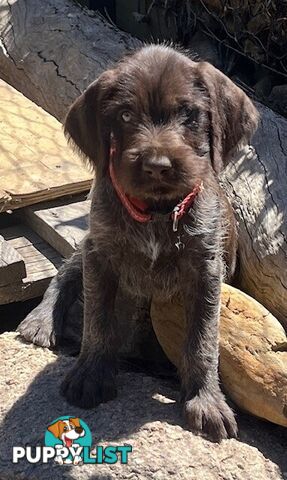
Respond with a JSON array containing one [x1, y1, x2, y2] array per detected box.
[[60, 356, 117, 409], [17, 307, 56, 348], [55, 456, 64, 464], [183, 390, 238, 441]]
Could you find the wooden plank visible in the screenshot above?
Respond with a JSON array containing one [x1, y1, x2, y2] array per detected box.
[[0, 235, 26, 287], [23, 197, 90, 258], [0, 278, 52, 304], [0, 80, 93, 212], [2, 225, 48, 248], [0, 225, 63, 304]]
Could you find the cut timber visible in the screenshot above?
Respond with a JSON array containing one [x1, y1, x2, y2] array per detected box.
[[151, 284, 287, 427], [0, 225, 63, 304], [0, 235, 26, 286], [23, 196, 90, 258], [0, 80, 92, 212]]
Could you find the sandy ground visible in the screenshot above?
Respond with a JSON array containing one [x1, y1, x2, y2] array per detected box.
[[0, 332, 286, 480]]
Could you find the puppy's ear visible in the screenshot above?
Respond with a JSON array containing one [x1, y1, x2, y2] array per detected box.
[[197, 62, 259, 173], [64, 69, 117, 173], [69, 417, 81, 428], [48, 421, 62, 438]]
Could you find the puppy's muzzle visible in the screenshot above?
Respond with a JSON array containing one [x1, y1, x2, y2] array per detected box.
[[142, 155, 172, 180], [75, 426, 83, 434]]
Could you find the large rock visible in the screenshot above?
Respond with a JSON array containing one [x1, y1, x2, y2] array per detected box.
[[151, 284, 287, 428], [0, 332, 286, 479]]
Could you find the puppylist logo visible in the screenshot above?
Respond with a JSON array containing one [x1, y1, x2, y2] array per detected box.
[[12, 416, 132, 466]]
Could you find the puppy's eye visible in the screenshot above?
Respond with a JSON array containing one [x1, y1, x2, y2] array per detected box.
[[121, 111, 132, 123], [63, 426, 68, 431], [180, 106, 199, 128]]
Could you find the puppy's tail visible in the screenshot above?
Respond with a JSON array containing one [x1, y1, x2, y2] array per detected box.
[[17, 249, 83, 351]]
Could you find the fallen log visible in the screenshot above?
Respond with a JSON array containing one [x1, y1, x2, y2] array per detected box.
[[151, 284, 287, 427], [0, 0, 139, 121], [0, 0, 286, 327], [221, 117, 287, 329]]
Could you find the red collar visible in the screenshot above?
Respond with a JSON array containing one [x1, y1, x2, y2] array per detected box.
[[109, 153, 202, 232]]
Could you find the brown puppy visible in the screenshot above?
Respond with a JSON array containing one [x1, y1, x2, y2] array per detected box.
[[19, 45, 259, 441]]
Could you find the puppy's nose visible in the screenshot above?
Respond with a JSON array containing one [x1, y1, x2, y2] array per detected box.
[[143, 156, 172, 179]]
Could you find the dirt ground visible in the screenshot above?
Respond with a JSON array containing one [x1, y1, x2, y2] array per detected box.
[[0, 331, 286, 480]]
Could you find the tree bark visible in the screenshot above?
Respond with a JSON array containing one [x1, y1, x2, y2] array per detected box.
[[221, 104, 287, 328], [0, 0, 139, 121], [0, 0, 286, 328]]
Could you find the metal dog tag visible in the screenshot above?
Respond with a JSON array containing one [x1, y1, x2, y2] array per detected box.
[[175, 235, 185, 251]]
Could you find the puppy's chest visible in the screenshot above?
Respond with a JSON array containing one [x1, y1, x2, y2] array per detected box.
[[113, 224, 182, 297], [137, 231, 163, 263]]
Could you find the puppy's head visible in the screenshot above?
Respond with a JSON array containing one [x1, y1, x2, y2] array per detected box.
[[48, 417, 84, 443], [65, 45, 258, 201]]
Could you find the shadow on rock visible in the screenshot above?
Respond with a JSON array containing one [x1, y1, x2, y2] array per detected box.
[[0, 335, 286, 480]]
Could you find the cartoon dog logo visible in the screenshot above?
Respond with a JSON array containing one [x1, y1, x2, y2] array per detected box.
[[47, 417, 85, 465]]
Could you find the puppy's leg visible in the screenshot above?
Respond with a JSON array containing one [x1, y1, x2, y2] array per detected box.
[[17, 249, 83, 348], [61, 237, 119, 408], [17, 274, 60, 348], [179, 254, 237, 441]]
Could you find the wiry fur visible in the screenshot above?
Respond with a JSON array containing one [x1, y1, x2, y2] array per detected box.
[[17, 45, 258, 441]]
